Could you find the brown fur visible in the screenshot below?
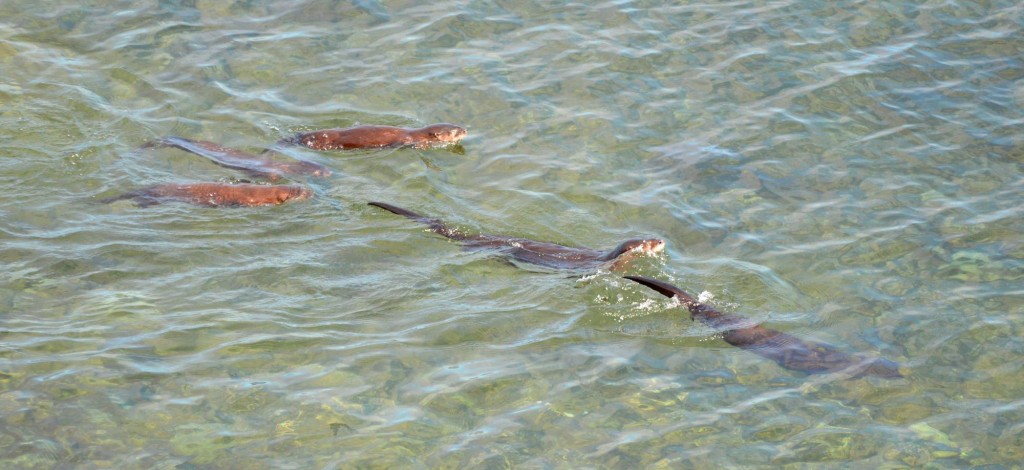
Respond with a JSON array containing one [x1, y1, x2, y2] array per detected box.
[[101, 183, 312, 207], [282, 123, 467, 150]]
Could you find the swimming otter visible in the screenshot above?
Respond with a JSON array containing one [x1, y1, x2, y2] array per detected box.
[[142, 136, 331, 181], [368, 201, 664, 271], [101, 183, 312, 208], [281, 123, 467, 150], [624, 276, 902, 378]]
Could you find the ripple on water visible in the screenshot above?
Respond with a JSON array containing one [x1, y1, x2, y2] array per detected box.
[[1, 0, 1022, 467]]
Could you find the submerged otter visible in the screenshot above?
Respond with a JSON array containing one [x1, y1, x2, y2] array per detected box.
[[368, 201, 664, 271], [142, 136, 331, 181], [101, 183, 312, 208], [624, 276, 903, 378], [281, 123, 467, 150]]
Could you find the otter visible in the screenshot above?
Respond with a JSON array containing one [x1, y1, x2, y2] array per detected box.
[[101, 183, 312, 208], [280, 123, 467, 150], [368, 201, 664, 271], [624, 276, 903, 378], [142, 136, 331, 181]]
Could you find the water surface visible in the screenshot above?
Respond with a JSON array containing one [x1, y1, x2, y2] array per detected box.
[[1, 0, 1022, 467]]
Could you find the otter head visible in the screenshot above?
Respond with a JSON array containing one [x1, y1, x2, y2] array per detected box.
[[607, 238, 666, 259], [278, 186, 313, 203], [284, 160, 333, 177], [412, 123, 467, 145]]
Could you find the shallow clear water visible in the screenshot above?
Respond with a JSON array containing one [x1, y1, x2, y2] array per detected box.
[[1, 0, 1022, 467]]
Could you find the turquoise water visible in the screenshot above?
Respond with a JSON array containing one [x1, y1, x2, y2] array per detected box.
[[1, 0, 1022, 467]]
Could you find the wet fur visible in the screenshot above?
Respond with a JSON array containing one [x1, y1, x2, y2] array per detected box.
[[624, 276, 902, 378], [369, 201, 663, 270], [281, 124, 467, 150], [143, 136, 331, 180], [101, 183, 311, 208]]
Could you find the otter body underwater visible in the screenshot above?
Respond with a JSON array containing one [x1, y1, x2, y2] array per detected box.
[[142, 136, 331, 181], [625, 276, 903, 378], [369, 201, 664, 271]]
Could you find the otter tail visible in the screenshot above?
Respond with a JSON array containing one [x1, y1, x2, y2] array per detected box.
[[626, 275, 730, 323], [99, 191, 162, 207], [368, 201, 467, 240], [369, 201, 428, 220], [139, 136, 189, 150], [139, 136, 210, 159], [266, 135, 299, 152], [99, 188, 165, 207], [623, 276, 698, 305], [98, 192, 138, 204]]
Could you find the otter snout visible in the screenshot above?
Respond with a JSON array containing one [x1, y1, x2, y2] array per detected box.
[[642, 239, 666, 254], [418, 123, 468, 143], [292, 187, 313, 201], [277, 186, 313, 203], [620, 238, 666, 255]]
